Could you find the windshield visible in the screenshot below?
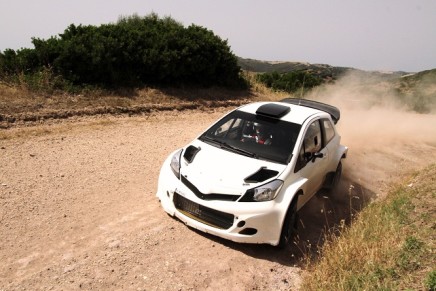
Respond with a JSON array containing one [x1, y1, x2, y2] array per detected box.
[[199, 110, 301, 164]]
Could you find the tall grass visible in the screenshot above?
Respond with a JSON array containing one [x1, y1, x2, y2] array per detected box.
[[301, 164, 436, 290]]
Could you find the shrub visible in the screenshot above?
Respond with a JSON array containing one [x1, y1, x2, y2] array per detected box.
[[256, 70, 323, 94], [0, 13, 245, 90]]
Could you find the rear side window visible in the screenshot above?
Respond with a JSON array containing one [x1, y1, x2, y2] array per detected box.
[[322, 119, 335, 145]]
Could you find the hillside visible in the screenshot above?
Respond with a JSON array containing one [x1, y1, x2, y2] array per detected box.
[[238, 57, 351, 76], [237, 57, 409, 79]]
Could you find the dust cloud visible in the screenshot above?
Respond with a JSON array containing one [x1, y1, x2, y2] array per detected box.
[[292, 72, 436, 254], [308, 71, 436, 196]]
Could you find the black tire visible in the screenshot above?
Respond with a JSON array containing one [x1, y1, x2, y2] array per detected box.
[[277, 199, 298, 249], [322, 161, 343, 195], [330, 161, 342, 193]]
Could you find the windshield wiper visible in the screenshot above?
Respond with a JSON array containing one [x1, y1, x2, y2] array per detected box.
[[200, 136, 258, 158], [226, 143, 258, 158]]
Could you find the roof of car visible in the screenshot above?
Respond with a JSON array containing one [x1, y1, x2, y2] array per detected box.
[[238, 101, 326, 125]]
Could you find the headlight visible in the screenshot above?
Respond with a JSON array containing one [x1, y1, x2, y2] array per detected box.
[[170, 149, 183, 178], [240, 180, 284, 202]]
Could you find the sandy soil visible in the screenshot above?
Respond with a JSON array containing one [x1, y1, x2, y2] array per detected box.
[[1, 106, 435, 290]]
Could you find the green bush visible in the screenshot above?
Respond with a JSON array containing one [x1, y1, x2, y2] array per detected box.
[[0, 13, 245, 90], [256, 70, 323, 94]]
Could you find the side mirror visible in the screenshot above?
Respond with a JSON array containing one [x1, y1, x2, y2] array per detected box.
[[304, 152, 313, 162], [312, 151, 324, 162], [305, 151, 323, 163]]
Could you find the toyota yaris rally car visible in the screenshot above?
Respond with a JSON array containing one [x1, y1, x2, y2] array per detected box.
[[156, 98, 348, 247]]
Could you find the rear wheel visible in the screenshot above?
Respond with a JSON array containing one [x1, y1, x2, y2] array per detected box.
[[278, 199, 298, 248]]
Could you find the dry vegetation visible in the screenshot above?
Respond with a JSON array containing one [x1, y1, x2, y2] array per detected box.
[[0, 83, 242, 128], [301, 164, 436, 290], [0, 73, 289, 129]]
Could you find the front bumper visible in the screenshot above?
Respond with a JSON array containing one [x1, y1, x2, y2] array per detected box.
[[156, 156, 287, 246]]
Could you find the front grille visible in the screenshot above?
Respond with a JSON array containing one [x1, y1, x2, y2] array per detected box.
[[173, 193, 234, 230]]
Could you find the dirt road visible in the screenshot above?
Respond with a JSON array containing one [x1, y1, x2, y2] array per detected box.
[[1, 106, 435, 290]]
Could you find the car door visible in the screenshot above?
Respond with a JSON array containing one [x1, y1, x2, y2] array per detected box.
[[321, 118, 337, 170], [294, 119, 329, 206]]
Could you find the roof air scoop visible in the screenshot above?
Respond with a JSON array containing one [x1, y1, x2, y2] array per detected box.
[[244, 167, 279, 183], [256, 103, 290, 119]]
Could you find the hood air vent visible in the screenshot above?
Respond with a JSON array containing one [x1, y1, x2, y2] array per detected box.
[[183, 145, 201, 163], [244, 167, 279, 183]]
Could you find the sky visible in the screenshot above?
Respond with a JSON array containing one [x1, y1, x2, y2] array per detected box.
[[1, 0, 435, 72]]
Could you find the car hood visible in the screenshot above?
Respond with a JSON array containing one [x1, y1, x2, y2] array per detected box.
[[180, 140, 286, 196]]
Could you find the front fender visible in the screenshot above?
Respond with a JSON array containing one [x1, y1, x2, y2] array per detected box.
[[338, 145, 348, 160], [329, 144, 348, 171], [277, 177, 308, 212]]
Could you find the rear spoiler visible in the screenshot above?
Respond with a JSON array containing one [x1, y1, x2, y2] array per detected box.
[[280, 98, 341, 124]]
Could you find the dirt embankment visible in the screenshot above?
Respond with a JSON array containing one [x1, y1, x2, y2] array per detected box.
[[0, 100, 248, 129], [1, 89, 435, 289]]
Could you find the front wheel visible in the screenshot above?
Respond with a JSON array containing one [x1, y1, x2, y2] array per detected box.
[[322, 161, 343, 195], [277, 199, 298, 248], [330, 161, 342, 193]]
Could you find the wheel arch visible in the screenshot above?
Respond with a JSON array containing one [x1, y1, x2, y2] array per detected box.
[[279, 177, 307, 210], [276, 189, 303, 248]]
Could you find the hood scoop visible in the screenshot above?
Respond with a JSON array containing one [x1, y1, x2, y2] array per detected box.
[[183, 145, 201, 163], [244, 167, 279, 183]]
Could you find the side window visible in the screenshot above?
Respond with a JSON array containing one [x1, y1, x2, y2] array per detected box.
[[304, 120, 322, 154], [322, 119, 335, 145], [295, 120, 322, 172]]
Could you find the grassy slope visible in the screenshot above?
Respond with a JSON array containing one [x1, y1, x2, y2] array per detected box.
[[301, 164, 436, 290]]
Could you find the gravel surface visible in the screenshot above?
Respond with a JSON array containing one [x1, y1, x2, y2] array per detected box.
[[1, 107, 435, 290]]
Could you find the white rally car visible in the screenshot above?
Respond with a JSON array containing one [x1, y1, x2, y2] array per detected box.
[[156, 98, 348, 247]]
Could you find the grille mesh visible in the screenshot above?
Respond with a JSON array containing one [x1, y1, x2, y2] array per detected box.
[[173, 193, 234, 229]]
